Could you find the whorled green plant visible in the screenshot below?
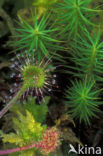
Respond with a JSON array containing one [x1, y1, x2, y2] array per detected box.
[[67, 29, 103, 83], [32, 0, 59, 23], [11, 13, 63, 60], [56, 0, 102, 40], [65, 78, 102, 125]]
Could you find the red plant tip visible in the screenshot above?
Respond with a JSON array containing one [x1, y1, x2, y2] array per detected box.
[[40, 127, 59, 155]]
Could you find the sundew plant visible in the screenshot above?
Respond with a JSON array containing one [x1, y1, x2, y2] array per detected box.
[[0, 0, 103, 155]]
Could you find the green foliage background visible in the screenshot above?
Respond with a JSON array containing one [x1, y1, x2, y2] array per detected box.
[[0, 0, 103, 155]]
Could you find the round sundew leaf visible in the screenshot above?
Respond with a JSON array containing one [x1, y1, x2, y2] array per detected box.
[[22, 65, 46, 90]]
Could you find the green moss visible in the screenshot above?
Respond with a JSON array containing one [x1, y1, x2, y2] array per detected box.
[[10, 14, 63, 61], [57, 0, 101, 40], [65, 78, 102, 125], [0, 110, 46, 156], [22, 65, 46, 90], [23, 96, 50, 123], [0, 110, 46, 144]]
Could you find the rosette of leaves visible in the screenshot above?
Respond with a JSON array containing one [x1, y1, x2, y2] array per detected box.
[[0, 110, 47, 156], [65, 78, 102, 125], [0, 53, 54, 119], [67, 28, 103, 84], [56, 0, 101, 40], [11, 13, 63, 60]]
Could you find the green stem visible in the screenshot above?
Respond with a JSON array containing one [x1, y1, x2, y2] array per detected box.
[[0, 87, 24, 119], [88, 46, 97, 75]]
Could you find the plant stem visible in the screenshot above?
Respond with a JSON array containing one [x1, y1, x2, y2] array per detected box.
[[87, 46, 97, 78], [0, 142, 41, 155], [0, 87, 24, 119]]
